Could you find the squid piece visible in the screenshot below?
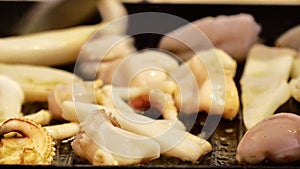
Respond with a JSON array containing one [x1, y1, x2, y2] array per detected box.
[[111, 95, 212, 162], [0, 75, 24, 122], [47, 83, 72, 120], [23, 109, 52, 126], [172, 48, 240, 120], [288, 54, 300, 102], [275, 25, 300, 50], [0, 118, 56, 164], [236, 113, 300, 164], [96, 83, 179, 121], [240, 44, 296, 130], [99, 49, 179, 86], [77, 35, 136, 80], [130, 90, 179, 121], [0, 0, 128, 66], [62, 100, 210, 162], [0, 63, 81, 102], [48, 79, 103, 120], [72, 109, 160, 166], [44, 123, 81, 141], [159, 13, 261, 62], [0, 23, 107, 66]]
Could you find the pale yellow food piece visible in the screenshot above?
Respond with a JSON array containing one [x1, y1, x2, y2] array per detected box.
[[0, 75, 24, 122], [240, 44, 297, 130], [173, 48, 240, 120], [0, 63, 82, 102], [0, 23, 107, 66]]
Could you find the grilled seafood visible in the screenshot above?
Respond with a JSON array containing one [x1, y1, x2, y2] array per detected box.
[[71, 109, 160, 165], [288, 54, 300, 102], [159, 13, 261, 62], [237, 113, 300, 164], [0, 63, 81, 102], [23, 109, 52, 126], [78, 35, 136, 81], [0, 118, 55, 164], [275, 25, 300, 50], [240, 44, 296, 129], [45, 122, 81, 141], [173, 48, 239, 120], [48, 79, 103, 120], [0, 75, 24, 122]]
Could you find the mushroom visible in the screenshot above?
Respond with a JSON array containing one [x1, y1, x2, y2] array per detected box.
[[0, 118, 56, 164]]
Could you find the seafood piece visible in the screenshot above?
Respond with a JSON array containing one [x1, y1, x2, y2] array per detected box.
[[103, 50, 179, 87], [111, 95, 212, 162], [77, 35, 136, 80], [48, 79, 103, 120], [159, 13, 261, 62], [63, 100, 209, 162], [72, 110, 160, 165], [0, 0, 128, 66], [0, 75, 24, 122], [173, 48, 239, 120], [130, 90, 179, 120], [290, 55, 300, 79], [275, 25, 300, 50], [240, 44, 296, 129], [97, 83, 179, 120], [47, 83, 73, 120], [289, 76, 300, 102], [0, 23, 106, 66], [0, 63, 81, 102], [236, 113, 300, 164], [23, 109, 52, 126], [45, 123, 81, 141], [0, 118, 55, 164], [288, 55, 300, 102]]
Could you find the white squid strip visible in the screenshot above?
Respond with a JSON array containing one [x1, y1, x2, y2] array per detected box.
[[63, 100, 211, 162], [44, 123, 81, 140], [0, 75, 24, 122], [23, 109, 52, 126]]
